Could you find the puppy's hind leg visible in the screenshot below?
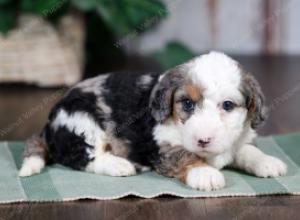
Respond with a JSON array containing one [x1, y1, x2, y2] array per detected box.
[[86, 153, 136, 177], [19, 135, 48, 177]]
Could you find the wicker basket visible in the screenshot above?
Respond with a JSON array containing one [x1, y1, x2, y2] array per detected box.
[[0, 14, 85, 87]]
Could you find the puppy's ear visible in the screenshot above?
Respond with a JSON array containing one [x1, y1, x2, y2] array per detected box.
[[241, 73, 268, 129], [150, 67, 185, 122]]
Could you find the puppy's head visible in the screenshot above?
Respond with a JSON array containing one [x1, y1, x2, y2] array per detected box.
[[150, 52, 267, 157]]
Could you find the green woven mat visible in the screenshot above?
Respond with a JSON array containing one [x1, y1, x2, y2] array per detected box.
[[1, 133, 300, 203]]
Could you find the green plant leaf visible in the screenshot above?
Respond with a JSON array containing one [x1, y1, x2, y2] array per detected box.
[[152, 42, 195, 70], [122, 0, 167, 28], [0, 8, 15, 34], [71, 0, 97, 11], [0, 0, 12, 5], [96, 1, 132, 36], [21, 0, 68, 17], [94, 0, 167, 36]]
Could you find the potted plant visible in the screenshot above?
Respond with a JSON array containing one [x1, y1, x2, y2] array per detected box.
[[0, 0, 193, 86]]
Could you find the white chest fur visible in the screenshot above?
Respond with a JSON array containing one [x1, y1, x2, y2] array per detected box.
[[153, 121, 182, 146]]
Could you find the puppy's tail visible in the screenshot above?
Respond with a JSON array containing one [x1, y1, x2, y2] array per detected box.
[[19, 134, 48, 177]]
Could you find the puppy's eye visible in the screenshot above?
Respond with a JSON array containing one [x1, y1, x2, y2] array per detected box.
[[222, 100, 236, 111], [182, 98, 195, 112]]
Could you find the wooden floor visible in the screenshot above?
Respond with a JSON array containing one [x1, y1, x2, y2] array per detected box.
[[0, 56, 300, 219]]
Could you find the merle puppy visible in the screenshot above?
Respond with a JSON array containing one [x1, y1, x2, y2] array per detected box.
[[19, 52, 287, 191]]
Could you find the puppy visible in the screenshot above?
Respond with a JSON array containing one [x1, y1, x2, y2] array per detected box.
[[19, 52, 287, 191]]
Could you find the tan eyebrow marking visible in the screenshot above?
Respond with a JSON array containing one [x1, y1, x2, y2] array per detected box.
[[172, 101, 178, 122], [185, 84, 203, 102]]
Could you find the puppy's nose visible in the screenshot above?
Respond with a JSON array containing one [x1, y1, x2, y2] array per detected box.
[[197, 138, 211, 148]]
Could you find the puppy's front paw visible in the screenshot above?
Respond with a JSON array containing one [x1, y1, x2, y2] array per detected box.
[[254, 156, 287, 178], [186, 167, 225, 191]]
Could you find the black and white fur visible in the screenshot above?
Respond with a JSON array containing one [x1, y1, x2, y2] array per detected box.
[[19, 52, 287, 191]]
